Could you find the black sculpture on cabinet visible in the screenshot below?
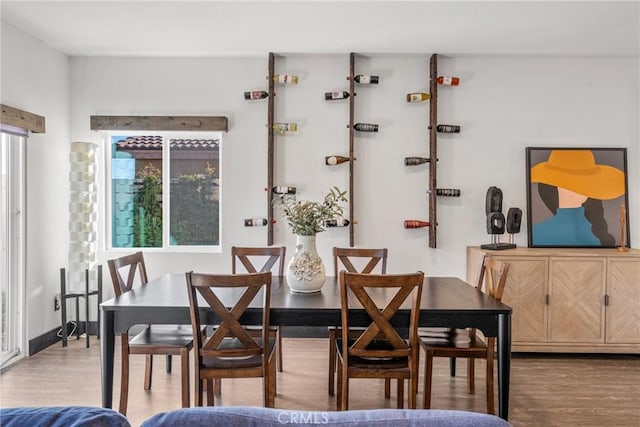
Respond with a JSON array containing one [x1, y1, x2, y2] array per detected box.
[[480, 186, 521, 250]]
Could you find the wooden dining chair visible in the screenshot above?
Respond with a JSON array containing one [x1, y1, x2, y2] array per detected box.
[[231, 246, 286, 372], [185, 271, 276, 407], [328, 247, 388, 396], [336, 271, 424, 410], [420, 256, 510, 414], [107, 252, 193, 415]]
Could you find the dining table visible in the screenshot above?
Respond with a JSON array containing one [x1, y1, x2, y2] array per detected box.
[[100, 274, 512, 420]]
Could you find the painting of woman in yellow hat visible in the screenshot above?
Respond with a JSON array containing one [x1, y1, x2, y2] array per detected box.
[[527, 148, 628, 247]]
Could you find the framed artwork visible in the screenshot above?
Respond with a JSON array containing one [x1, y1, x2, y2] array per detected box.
[[526, 147, 629, 248]]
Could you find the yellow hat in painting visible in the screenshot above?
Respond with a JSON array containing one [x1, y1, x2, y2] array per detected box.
[[531, 150, 625, 200]]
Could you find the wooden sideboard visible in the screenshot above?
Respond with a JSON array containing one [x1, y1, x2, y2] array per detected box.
[[467, 246, 640, 353]]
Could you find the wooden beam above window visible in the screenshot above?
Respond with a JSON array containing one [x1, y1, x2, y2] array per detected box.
[[90, 115, 229, 132], [1, 104, 46, 133]]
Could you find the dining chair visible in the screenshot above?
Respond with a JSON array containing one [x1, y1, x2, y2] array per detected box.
[[328, 247, 388, 397], [185, 271, 276, 407], [107, 252, 193, 415], [231, 246, 286, 372], [420, 256, 510, 414], [336, 271, 424, 410]]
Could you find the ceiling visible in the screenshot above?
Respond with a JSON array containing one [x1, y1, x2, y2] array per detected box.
[[1, 1, 639, 57]]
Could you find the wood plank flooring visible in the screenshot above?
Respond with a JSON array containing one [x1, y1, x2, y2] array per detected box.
[[1, 338, 639, 426]]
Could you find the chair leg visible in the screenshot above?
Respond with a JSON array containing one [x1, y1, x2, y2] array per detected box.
[[410, 363, 419, 409], [328, 328, 336, 396], [396, 379, 404, 409], [467, 357, 475, 394], [180, 349, 190, 408], [423, 351, 433, 409], [144, 355, 153, 390], [206, 379, 215, 406], [486, 350, 495, 414], [339, 367, 349, 411], [450, 357, 456, 377], [277, 328, 283, 372], [195, 373, 203, 407], [384, 379, 391, 399], [214, 378, 222, 396], [166, 355, 172, 373], [119, 336, 130, 415]]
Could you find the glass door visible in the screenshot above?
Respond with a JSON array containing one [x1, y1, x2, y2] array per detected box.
[[0, 128, 26, 369]]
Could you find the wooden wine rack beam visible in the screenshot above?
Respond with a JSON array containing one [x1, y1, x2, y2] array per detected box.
[[349, 52, 356, 247], [428, 54, 438, 248], [267, 52, 275, 246]]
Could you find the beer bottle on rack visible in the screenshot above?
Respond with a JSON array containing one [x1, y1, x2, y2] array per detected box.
[[436, 76, 460, 86], [325, 91, 350, 100], [244, 91, 269, 100], [273, 74, 298, 85], [404, 220, 431, 229], [436, 124, 461, 133], [273, 123, 298, 133], [404, 157, 432, 166], [325, 156, 353, 165], [244, 218, 268, 227], [350, 123, 379, 132], [406, 93, 430, 102], [272, 186, 296, 195], [325, 219, 350, 227], [352, 75, 379, 84]]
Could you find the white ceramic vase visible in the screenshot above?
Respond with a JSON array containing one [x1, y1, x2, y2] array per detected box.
[[286, 234, 326, 293]]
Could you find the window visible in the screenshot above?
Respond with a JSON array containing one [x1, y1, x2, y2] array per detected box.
[[107, 132, 221, 251]]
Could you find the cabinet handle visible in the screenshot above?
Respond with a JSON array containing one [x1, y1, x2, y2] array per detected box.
[[545, 294, 550, 305], [604, 294, 609, 306]]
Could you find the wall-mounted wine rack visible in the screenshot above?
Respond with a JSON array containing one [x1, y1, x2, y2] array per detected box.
[[428, 53, 438, 248], [348, 52, 356, 247], [267, 52, 276, 245]]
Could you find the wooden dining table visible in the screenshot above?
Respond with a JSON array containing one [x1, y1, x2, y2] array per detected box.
[[100, 274, 512, 420]]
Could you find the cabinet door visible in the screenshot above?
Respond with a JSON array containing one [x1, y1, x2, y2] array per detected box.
[[606, 258, 640, 343], [549, 257, 605, 343], [498, 257, 548, 342]]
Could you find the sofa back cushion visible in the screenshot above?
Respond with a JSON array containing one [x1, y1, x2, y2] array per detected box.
[[142, 406, 512, 427], [0, 406, 130, 427]]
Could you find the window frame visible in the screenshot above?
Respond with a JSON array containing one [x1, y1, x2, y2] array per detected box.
[[104, 130, 222, 253]]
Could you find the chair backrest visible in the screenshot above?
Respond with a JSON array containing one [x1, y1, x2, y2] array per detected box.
[[333, 247, 388, 277], [232, 246, 286, 276], [185, 271, 272, 361], [339, 271, 423, 360], [107, 251, 149, 296], [476, 257, 510, 302]]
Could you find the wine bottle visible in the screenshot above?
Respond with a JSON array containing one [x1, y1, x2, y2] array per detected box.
[[244, 218, 268, 227], [351, 123, 379, 132], [427, 188, 461, 197], [325, 218, 350, 227], [436, 124, 460, 133], [273, 74, 298, 85], [353, 75, 379, 84], [404, 220, 431, 229], [244, 91, 269, 100], [406, 93, 430, 102], [325, 91, 350, 100], [436, 76, 460, 86], [404, 157, 432, 166], [272, 186, 296, 195], [325, 156, 353, 165], [273, 123, 298, 133]]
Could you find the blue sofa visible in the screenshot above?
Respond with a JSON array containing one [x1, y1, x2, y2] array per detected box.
[[0, 406, 512, 427]]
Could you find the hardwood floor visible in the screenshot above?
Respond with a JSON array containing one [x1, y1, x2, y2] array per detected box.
[[1, 338, 638, 426]]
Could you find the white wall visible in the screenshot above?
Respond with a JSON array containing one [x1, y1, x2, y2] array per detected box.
[[70, 54, 639, 292], [3, 22, 639, 340], [1, 22, 70, 340]]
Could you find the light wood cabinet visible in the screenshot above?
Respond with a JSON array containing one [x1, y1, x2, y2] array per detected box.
[[467, 247, 640, 353]]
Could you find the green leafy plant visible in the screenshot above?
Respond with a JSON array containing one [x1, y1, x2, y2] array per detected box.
[[275, 187, 347, 236]]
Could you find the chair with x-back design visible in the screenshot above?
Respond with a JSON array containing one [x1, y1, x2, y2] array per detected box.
[[328, 247, 388, 397], [107, 252, 193, 415], [185, 271, 276, 407], [335, 271, 423, 410]]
